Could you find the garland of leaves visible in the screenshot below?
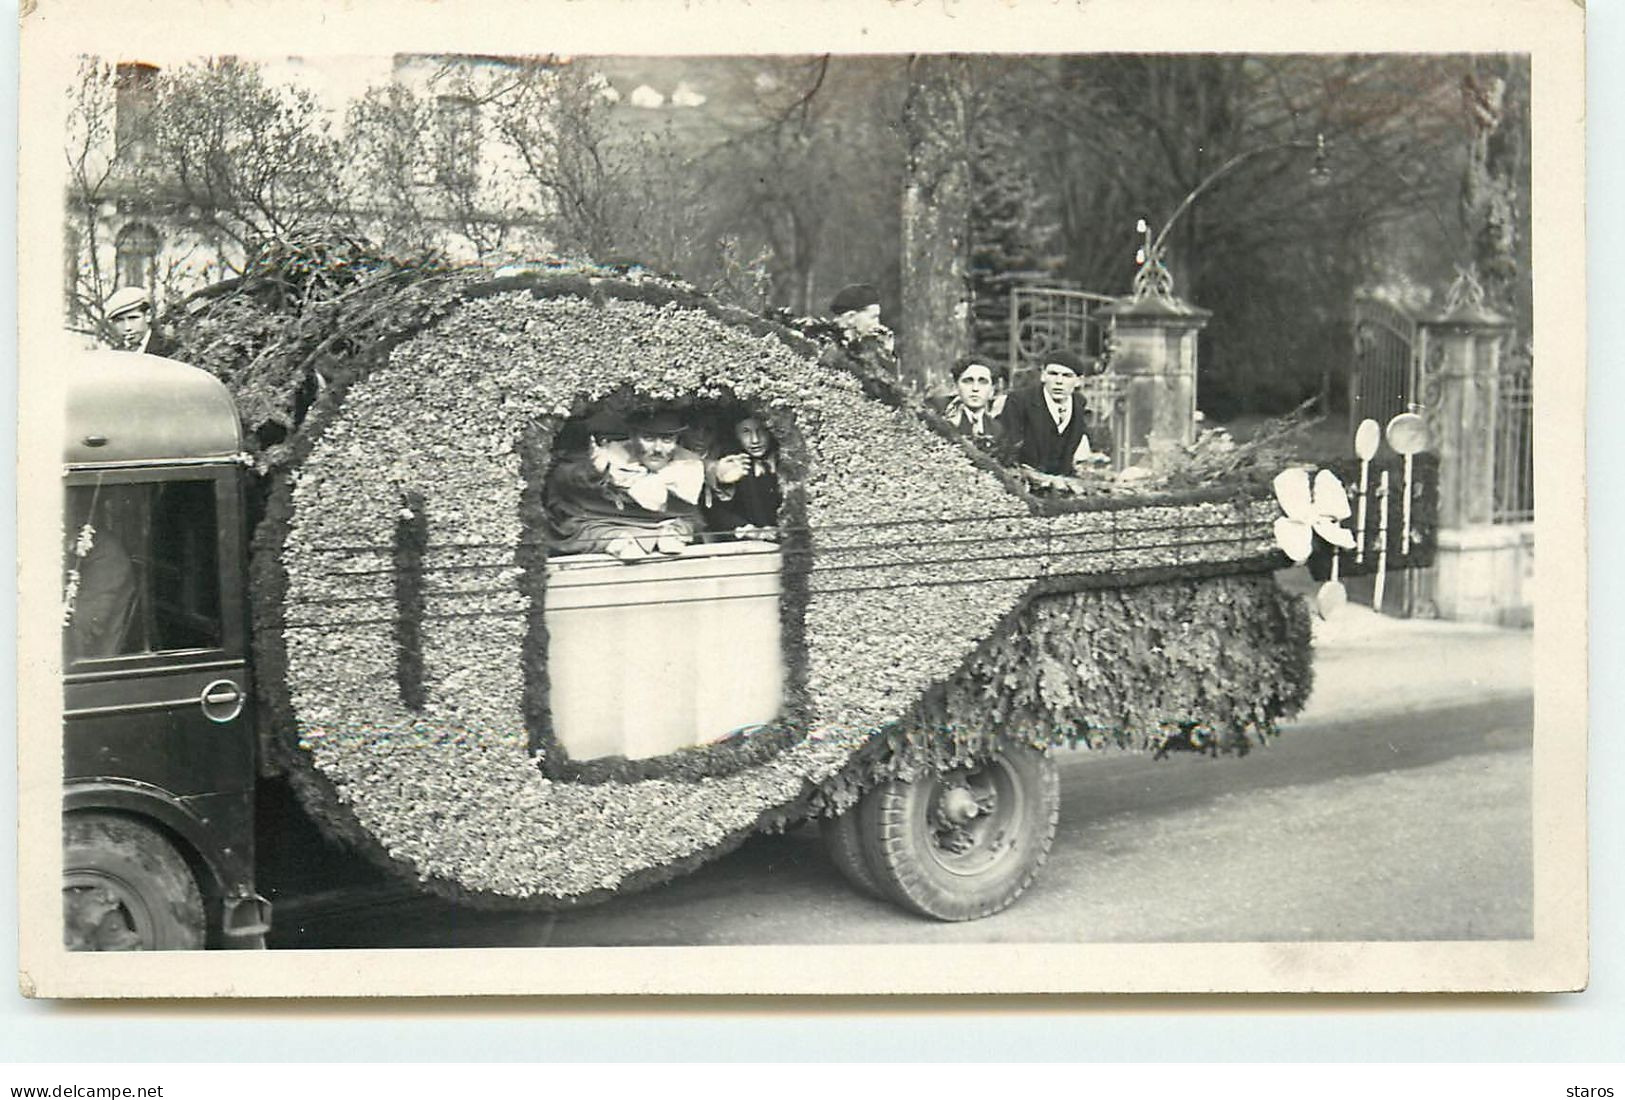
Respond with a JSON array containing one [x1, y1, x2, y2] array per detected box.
[[790, 572, 1313, 823], [196, 262, 1408, 909]]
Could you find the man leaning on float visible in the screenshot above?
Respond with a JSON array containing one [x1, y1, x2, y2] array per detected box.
[[938, 348, 1112, 484]]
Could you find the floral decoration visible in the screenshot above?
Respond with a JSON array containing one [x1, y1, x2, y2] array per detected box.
[[244, 267, 1340, 908]]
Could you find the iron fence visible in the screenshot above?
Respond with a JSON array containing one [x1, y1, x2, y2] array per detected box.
[[1493, 353, 1534, 524]]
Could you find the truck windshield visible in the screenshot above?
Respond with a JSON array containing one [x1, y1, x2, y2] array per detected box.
[[63, 480, 221, 661]]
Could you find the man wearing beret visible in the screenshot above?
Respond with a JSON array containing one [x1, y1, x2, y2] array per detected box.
[[101, 286, 176, 358], [998, 349, 1110, 477], [829, 283, 883, 341], [825, 282, 902, 392]]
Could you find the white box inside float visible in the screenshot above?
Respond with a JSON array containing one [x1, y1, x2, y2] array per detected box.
[[543, 541, 784, 761]]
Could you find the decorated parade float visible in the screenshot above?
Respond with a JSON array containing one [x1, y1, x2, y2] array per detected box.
[[123, 250, 1436, 925]]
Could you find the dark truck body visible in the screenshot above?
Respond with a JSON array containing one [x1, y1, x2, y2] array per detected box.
[[61, 350, 269, 948]]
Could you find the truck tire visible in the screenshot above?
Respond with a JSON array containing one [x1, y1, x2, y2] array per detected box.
[[819, 806, 884, 899], [63, 814, 206, 951], [858, 744, 1059, 921]]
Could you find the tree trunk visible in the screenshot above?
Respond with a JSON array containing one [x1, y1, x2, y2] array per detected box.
[[1461, 56, 1530, 338], [899, 55, 974, 394]]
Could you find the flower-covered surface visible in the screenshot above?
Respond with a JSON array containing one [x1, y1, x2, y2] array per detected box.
[[256, 269, 1332, 906]]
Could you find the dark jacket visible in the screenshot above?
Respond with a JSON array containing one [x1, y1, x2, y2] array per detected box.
[[704, 457, 782, 532], [143, 329, 178, 359], [999, 384, 1097, 475], [931, 396, 1008, 452]]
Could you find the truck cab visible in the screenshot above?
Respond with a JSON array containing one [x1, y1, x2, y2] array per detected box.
[[61, 349, 269, 950]]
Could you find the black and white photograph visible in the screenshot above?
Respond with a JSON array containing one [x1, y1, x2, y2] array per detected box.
[[14, 0, 1588, 999]]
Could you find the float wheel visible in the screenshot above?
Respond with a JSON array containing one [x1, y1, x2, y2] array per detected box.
[[858, 744, 1059, 921], [63, 813, 206, 951], [819, 805, 884, 899]]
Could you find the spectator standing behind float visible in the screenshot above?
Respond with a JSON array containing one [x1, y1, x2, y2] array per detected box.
[[101, 286, 176, 357], [999, 350, 1111, 477], [932, 355, 1008, 454], [545, 409, 737, 561], [826, 282, 901, 390], [705, 415, 782, 540]]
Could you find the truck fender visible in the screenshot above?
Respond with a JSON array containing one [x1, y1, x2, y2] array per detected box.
[[63, 778, 232, 903]]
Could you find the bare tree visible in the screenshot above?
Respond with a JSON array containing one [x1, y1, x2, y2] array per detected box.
[[142, 57, 356, 261], [485, 59, 623, 258], [704, 56, 906, 315], [346, 82, 442, 257], [347, 65, 545, 262], [63, 57, 128, 329]]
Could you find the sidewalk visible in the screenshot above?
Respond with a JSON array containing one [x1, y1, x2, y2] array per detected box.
[[1297, 602, 1533, 725]]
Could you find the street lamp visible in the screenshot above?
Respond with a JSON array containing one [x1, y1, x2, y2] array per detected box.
[[1132, 133, 1331, 302]]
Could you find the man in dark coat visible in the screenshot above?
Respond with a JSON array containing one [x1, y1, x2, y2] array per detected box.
[[826, 282, 902, 391], [544, 408, 714, 560], [999, 350, 1109, 476]]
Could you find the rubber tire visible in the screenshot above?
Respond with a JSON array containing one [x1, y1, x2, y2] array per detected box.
[[858, 744, 1060, 921], [819, 806, 884, 899], [63, 814, 206, 951]]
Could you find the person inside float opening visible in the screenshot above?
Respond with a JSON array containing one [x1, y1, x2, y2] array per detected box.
[[545, 407, 745, 561], [704, 414, 782, 541], [999, 349, 1111, 478], [933, 354, 1009, 453], [101, 286, 176, 357]]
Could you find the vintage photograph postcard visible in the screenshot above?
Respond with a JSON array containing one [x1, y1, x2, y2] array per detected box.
[[14, 0, 1588, 998]]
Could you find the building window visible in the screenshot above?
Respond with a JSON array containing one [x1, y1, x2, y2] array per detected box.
[[434, 94, 480, 185], [115, 223, 160, 292], [114, 62, 159, 161]]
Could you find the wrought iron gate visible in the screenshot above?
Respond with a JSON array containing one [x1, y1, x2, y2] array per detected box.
[[1350, 294, 1425, 437], [1007, 285, 1118, 383], [1349, 294, 1430, 617]]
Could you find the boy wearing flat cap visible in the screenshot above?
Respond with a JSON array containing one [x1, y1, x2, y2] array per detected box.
[[101, 286, 176, 357], [999, 349, 1111, 477]]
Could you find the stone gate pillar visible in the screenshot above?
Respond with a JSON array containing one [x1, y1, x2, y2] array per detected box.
[[1417, 283, 1520, 623], [1099, 292, 1212, 469]]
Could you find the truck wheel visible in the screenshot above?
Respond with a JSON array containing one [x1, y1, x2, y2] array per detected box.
[[63, 814, 206, 951], [859, 744, 1059, 921], [819, 806, 883, 898]]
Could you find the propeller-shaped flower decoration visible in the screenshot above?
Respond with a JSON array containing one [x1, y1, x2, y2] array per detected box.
[[1272, 467, 1355, 563]]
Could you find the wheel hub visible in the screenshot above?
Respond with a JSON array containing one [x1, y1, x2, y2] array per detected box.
[[939, 785, 982, 826], [63, 881, 146, 951], [928, 769, 1006, 859]]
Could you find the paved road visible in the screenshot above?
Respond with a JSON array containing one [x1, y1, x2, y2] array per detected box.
[[266, 692, 1532, 949]]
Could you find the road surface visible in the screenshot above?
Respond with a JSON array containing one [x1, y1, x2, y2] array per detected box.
[[264, 692, 1532, 948]]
